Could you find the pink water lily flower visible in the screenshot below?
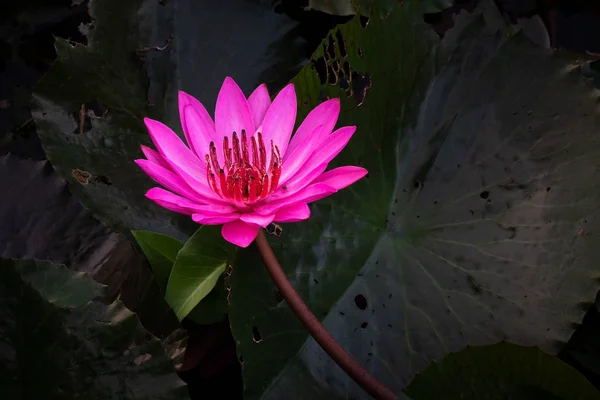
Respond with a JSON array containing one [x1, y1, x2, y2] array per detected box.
[[136, 77, 367, 248]]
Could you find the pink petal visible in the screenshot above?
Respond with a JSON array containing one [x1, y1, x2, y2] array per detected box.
[[248, 84, 271, 127], [178, 201, 238, 215], [135, 159, 209, 203], [215, 77, 255, 140], [284, 98, 340, 160], [278, 124, 326, 185], [240, 212, 275, 227], [178, 90, 215, 129], [141, 145, 171, 170], [221, 220, 261, 248], [178, 91, 216, 156], [272, 162, 328, 201], [144, 118, 221, 201], [312, 166, 368, 190], [192, 213, 241, 225], [146, 187, 194, 215], [259, 83, 297, 156], [255, 183, 336, 215], [181, 104, 218, 161], [274, 203, 310, 223], [273, 126, 356, 199]]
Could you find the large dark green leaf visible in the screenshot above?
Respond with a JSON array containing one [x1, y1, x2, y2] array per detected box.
[[30, 0, 311, 239], [405, 342, 600, 399], [0, 258, 187, 399], [0, 153, 183, 341], [227, 1, 600, 398], [30, 0, 190, 239]]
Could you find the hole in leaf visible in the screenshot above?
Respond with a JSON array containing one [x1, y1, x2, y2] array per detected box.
[[335, 30, 347, 57], [92, 175, 112, 185], [354, 294, 367, 310], [70, 100, 108, 135], [326, 36, 335, 59], [351, 71, 371, 106], [311, 57, 327, 85], [360, 322, 368, 329], [480, 190, 490, 199], [252, 326, 263, 343], [359, 15, 369, 28]]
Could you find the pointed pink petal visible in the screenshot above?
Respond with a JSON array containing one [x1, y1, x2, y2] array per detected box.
[[272, 162, 328, 201], [240, 212, 275, 227], [192, 213, 241, 225], [178, 90, 215, 129], [215, 77, 255, 140], [313, 166, 368, 190], [274, 203, 310, 223], [144, 118, 222, 202], [284, 98, 340, 160], [255, 183, 336, 215], [141, 145, 171, 170], [181, 104, 218, 161], [178, 91, 216, 156], [281, 126, 355, 188], [146, 187, 194, 215], [278, 124, 326, 185], [135, 159, 210, 203], [221, 220, 261, 248], [178, 201, 238, 215], [248, 84, 271, 127], [259, 83, 296, 156]]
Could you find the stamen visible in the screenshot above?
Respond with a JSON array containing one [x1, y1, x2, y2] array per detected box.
[[205, 155, 220, 196], [209, 142, 220, 173], [251, 136, 259, 168], [218, 168, 229, 199], [223, 136, 232, 170], [241, 130, 249, 164], [232, 132, 241, 164], [205, 131, 283, 204], [257, 132, 267, 174]]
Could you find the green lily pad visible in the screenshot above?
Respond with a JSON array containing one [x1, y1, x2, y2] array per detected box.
[[227, 1, 600, 398], [405, 342, 600, 400], [0, 258, 187, 399]]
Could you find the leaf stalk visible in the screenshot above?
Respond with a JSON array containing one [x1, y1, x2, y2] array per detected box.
[[254, 230, 397, 400]]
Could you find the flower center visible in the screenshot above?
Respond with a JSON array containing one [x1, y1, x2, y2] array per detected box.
[[205, 129, 282, 204]]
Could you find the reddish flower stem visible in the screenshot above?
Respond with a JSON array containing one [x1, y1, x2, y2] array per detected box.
[[254, 230, 397, 400]]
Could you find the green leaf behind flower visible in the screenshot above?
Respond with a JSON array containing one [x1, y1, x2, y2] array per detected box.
[[132, 230, 185, 292], [227, 0, 600, 398], [165, 226, 233, 322], [132, 229, 229, 325]]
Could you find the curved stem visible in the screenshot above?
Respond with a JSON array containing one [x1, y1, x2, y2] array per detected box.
[[254, 230, 397, 400]]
